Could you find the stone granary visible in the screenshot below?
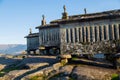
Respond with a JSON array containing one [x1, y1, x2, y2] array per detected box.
[[25, 6, 120, 55], [24, 29, 39, 54]]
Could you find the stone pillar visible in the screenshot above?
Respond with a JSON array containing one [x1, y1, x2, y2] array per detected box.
[[96, 26, 100, 42], [44, 30, 46, 42], [55, 31, 56, 41], [105, 25, 109, 41], [116, 24, 119, 40], [41, 31, 44, 44], [57, 31, 60, 41], [83, 27, 86, 42], [86, 26, 90, 42], [111, 24, 115, 40], [43, 31, 46, 43], [76, 28, 79, 42], [52, 30, 54, 41], [72, 28, 75, 43], [51, 30, 53, 41], [64, 29, 67, 43], [91, 26, 95, 42], [55, 30, 57, 41], [50, 30, 52, 41], [39, 32, 42, 45], [54, 30, 56, 41], [46, 30, 48, 42], [56, 30, 58, 41], [56, 31, 58, 41], [119, 24, 120, 38], [79, 27, 83, 42], [101, 25, 104, 41], [68, 28, 71, 43], [47, 30, 50, 41]]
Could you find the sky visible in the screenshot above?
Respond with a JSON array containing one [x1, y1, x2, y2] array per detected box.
[[0, 0, 120, 44]]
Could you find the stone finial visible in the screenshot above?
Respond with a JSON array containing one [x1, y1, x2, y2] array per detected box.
[[29, 28, 32, 34], [41, 15, 46, 25], [63, 5, 66, 13], [42, 15, 45, 20], [62, 5, 68, 19], [84, 8, 87, 14]]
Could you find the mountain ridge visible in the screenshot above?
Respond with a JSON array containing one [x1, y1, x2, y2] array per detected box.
[[0, 44, 26, 55]]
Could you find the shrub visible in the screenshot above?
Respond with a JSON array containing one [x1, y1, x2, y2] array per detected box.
[[111, 74, 119, 80]]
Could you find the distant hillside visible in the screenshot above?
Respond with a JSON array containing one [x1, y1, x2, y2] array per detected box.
[[0, 44, 26, 55]]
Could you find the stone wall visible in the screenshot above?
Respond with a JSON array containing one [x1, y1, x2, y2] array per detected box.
[[60, 18, 120, 54], [39, 27, 60, 47], [27, 37, 39, 51]]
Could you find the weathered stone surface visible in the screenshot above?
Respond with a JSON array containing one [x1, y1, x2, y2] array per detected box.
[[51, 64, 117, 80], [0, 57, 21, 70], [0, 64, 5, 71], [26, 63, 49, 69], [58, 54, 71, 59], [2, 70, 29, 80], [22, 62, 62, 80], [0, 56, 57, 80], [53, 63, 62, 70], [59, 65, 74, 74], [71, 65, 115, 80]]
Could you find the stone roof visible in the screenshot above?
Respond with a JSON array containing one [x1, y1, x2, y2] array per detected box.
[[24, 33, 39, 38], [36, 23, 59, 29], [50, 9, 120, 24]]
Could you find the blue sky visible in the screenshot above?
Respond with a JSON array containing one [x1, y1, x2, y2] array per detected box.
[[0, 0, 120, 44]]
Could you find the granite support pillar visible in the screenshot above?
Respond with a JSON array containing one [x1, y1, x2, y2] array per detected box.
[[105, 25, 109, 41], [101, 25, 104, 41], [96, 26, 100, 41], [86, 26, 90, 42], [72, 28, 75, 43], [83, 27, 86, 42], [91, 26, 95, 42], [64, 29, 67, 43], [111, 24, 115, 40], [68, 28, 71, 43], [116, 24, 119, 40], [76, 28, 79, 42], [79, 27, 83, 42]]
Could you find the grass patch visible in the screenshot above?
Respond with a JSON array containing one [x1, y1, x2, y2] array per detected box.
[[30, 75, 43, 80], [111, 74, 119, 80], [61, 59, 67, 66], [49, 72, 75, 80], [30, 75, 46, 80], [69, 78, 76, 80], [71, 57, 78, 60], [49, 72, 64, 80]]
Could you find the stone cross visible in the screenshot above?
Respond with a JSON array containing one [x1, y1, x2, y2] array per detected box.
[[29, 28, 32, 34], [63, 5, 66, 13], [42, 15, 45, 20]]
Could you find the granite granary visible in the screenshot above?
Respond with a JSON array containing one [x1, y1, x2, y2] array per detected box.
[[25, 6, 120, 55]]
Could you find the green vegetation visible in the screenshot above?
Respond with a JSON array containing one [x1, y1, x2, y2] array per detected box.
[[61, 59, 67, 66], [69, 78, 76, 80], [71, 57, 78, 60], [30, 75, 45, 80], [49, 72, 75, 80], [49, 72, 64, 79], [111, 74, 119, 80]]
